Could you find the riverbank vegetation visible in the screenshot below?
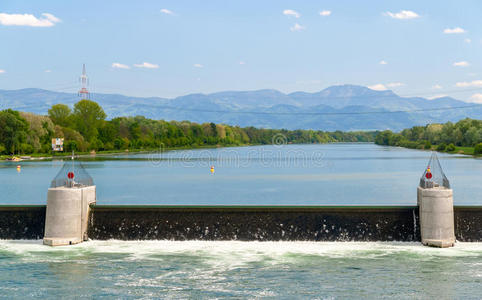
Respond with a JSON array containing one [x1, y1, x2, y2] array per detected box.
[[0, 100, 376, 156], [375, 118, 482, 155]]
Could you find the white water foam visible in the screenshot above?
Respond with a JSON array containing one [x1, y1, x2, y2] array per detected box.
[[1, 240, 481, 261], [1, 240, 481, 299]]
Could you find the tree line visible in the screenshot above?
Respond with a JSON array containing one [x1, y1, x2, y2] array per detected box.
[[375, 118, 482, 155], [0, 99, 376, 155]]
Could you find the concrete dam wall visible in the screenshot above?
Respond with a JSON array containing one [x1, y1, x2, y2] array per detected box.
[[1, 205, 480, 242], [0, 206, 46, 239], [89, 206, 422, 241]]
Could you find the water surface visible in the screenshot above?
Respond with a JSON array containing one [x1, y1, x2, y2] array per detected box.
[[1, 144, 481, 298], [0, 144, 480, 205], [0, 240, 480, 299]]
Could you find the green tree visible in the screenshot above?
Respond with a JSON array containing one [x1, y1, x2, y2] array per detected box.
[[129, 122, 141, 140], [436, 143, 446, 151], [65, 140, 78, 152], [474, 143, 482, 155], [61, 127, 87, 152], [72, 100, 106, 142], [20, 112, 55, 153], [98, 122, 118, 145], [375, 118, 482, 155], [0, 109, 29, 154], [446, 143, 456, 152], [48, 104, 72, 127]]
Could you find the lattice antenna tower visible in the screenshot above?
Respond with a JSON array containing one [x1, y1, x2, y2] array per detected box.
[[78, 64, 90, 100]]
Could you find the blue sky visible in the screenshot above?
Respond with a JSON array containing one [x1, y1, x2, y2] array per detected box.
[[0, 0, 481, 102]]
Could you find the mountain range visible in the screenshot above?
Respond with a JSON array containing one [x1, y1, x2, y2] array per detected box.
[[1, 84, 481, 131]]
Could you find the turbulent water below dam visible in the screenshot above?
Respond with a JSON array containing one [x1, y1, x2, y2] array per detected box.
[[0, 240, 481, 299]]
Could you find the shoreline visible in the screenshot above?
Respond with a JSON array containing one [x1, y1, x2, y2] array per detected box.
[[0, 143, 248, 162], [377, 144, 480, 157], [1, 142, 376, 162]]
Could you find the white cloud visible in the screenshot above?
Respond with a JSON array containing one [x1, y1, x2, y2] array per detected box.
[[455, 80, 482, 87], [386, 82, 405, 88], [0, 12, 61, 27], [432, 84, 442, 89], [283, 9, 300, 18], [112, 62, 130, 69], [379, 60, 388, 65], [368, 83, 404, 90], [0, 69, 5, 74], [133, 62, 159, 69], [465, 38, 471, 43], [45, 70, 51, 73], [384, 10, 419, 20], [239, 61, 246, 65], [368, 84, 387, 91], [290, 23, 305, 32], [443, 27, 466, 34], [428, 94, 448, 100], [319, 10, 331, 17], [193, 63, 203, 68], [160, 9, 174, 15], [42, 13, 60, 23], [468, 93, 482, 104], [453, 61, 470, 67]]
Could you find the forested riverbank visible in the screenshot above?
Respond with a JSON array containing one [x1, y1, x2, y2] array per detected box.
[[0, 99, 376, 157], [3, 98, 480, 158], [375, 118, 482, 155]]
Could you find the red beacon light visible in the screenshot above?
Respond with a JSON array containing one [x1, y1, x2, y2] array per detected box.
[[425, 167, 432, 179]]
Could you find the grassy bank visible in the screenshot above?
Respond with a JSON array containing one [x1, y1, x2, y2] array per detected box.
[[426, 145, 475, 156], [379, 143, 479, 157]]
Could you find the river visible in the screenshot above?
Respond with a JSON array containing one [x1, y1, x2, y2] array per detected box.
[[0, 240, 481, 298], [0, 143, 480, 205], [1, 143, 481, 298]]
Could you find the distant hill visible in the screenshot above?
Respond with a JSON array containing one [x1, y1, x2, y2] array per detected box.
[[0, 84, 480, 131]]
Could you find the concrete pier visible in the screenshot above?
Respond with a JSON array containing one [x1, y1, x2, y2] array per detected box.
[[418, 187, 455, 247], [43, 186, 96, 246], [417, 152, 456, 248]]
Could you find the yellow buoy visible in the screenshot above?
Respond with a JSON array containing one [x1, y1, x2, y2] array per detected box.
[[210, 165, 215, 174], [16, 165, 21, 172]]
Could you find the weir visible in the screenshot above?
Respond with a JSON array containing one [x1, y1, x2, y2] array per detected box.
[[0, 205, 480, 241]]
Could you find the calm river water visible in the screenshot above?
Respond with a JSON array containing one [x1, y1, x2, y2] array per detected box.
[[0, 143, 480, 205]]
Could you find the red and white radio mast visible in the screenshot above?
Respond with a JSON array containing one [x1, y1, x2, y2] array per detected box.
[[78, 64, 90, 99]]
